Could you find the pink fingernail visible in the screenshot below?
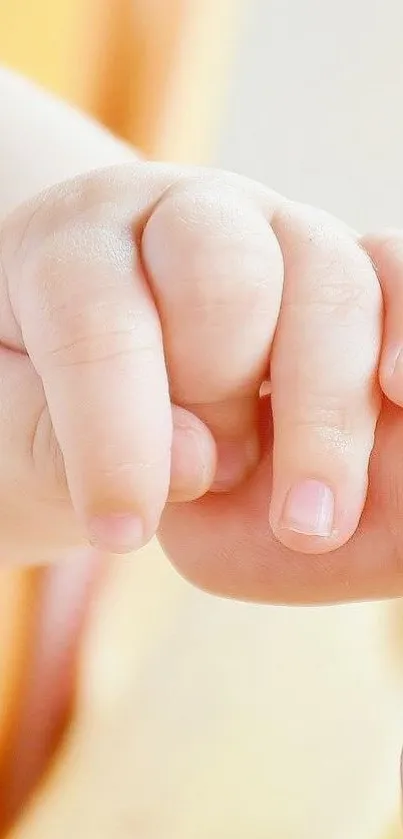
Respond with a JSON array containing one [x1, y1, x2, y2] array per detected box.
[[389, 346, 403, 379], [281, 479, 334, 537], [88, 514, 144, 554], [211, 438, 260, 492]]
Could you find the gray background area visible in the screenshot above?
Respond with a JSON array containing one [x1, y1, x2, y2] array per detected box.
[[215, 0, 403, 231]]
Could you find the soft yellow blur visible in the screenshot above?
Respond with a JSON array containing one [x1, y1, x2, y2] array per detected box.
[[0, 3, 402, 838], [0, 0, 238, 162], [7, 539, 403, 839]]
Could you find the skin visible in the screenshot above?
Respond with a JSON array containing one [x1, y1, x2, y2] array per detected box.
[[0, 97, 387, 569], [2, 66, 403, 816], [1, 111, 402, 602]]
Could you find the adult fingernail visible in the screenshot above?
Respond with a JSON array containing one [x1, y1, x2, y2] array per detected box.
[[280, 479, 334, 537]]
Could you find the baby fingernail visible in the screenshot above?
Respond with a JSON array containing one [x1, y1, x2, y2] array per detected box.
[[211, 437, 260, 492], [280, 479, 334, 537], [88, 514, 144, 554], [387, 346, 403, 380]]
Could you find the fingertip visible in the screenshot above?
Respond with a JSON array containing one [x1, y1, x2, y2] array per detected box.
[[169, 407, 216, 502], [169, 410, 261, 501], [278, 479, 335, 537], [270, 479, 333, 554], [269, 478, 364, 555], [210, 435, 260, 493], [362, 230, 403, 407], [380, 346, 403, 407], [270, 524, 349, 556], [87, 513, 145, 555]]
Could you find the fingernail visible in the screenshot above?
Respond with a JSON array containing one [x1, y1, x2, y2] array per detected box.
[[211, 437, 260, 492], [280, 479, 334, 537], [88, 514, 144, 554], [389, 346, 403, 379], [169, 422, 215, 501]]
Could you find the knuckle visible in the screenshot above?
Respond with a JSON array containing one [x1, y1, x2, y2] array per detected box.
[[312, 270, 379, 321], [313, 277, 371, 317], [40, 300, 162, 370], [1, 179, 117, 318], [284, 405, 355, 442], [152, 186, 279, 310], [278, 209, 381, 320], [281, 393, 377, 442], [6, 163, 143, 280], [285, 416, 355, 458], [305, 246, 381, 321], [46, 329, 160, 371]]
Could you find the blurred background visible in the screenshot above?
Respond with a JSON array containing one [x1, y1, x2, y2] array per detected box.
[[216, 0, 403, 230], [2, 0, 403, 230], [1, 3, 403, 838]]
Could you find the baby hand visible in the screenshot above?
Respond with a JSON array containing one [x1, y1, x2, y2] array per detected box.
[[0, 163, 390, 564]]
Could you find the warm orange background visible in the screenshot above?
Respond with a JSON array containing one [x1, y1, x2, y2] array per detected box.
[[0, 0, 238, 160]]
